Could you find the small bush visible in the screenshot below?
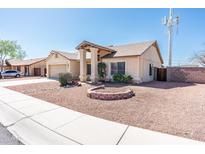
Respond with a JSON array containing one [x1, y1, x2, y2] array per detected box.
[[123, 74, 133, 83], [59, 73, 72, 86], [98, 62, 107, 81], [113, 73, 124, 83], [113, 73, 133, 83]]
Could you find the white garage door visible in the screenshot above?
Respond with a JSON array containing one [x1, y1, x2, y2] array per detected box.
[[49, 64, 67, 78]]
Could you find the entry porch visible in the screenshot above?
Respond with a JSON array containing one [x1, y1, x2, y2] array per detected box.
[[76, 41, 115, 82]]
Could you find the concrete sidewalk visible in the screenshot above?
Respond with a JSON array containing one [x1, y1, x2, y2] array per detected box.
[[0, 79, 203, 144]]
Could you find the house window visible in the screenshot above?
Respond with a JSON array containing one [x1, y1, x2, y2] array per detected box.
[[111, 62, 125, 75], [55, 54, 58, 58], [87, 64, 91, 75], [149, 64, 153, 76]]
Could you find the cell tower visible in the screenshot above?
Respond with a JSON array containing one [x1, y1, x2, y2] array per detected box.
[[162, 8, 179, 66]]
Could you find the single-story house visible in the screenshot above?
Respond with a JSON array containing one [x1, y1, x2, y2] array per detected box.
[[5, 58, 47, 76], [0, 61, 10, 71], [47, 40, 163, 83]]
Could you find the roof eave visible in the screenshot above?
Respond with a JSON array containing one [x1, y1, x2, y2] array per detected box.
[[75, 40, 116, 53]]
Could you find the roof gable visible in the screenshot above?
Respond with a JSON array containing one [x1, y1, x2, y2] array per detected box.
[[50, 50, 78, 60], [49, 50, 91, 61]]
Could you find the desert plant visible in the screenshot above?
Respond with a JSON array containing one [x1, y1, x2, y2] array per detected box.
[[113, 73, 133, 83], [98, 62, 106, 81], [113, 73, 124, 82], [123, 74, 133, 83], [59, 73, 72, 86]]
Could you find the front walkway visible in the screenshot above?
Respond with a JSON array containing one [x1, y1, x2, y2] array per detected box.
[[0, 79, 203, 144]]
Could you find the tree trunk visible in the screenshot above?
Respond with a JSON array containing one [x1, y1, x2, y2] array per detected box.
[[1, 60, 4, 72]]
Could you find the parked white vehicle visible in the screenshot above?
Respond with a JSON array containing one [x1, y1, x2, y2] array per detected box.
[[0, 70, 23, 78]]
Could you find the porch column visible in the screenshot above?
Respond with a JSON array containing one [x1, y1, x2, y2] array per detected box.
[[79, 49, 87, 81], [90, 47, 98, 82]]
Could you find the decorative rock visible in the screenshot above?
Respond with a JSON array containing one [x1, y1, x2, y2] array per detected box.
[[87, 85, 135, 101]]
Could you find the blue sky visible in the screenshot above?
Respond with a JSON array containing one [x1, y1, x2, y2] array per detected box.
[[0, 8, 204, 66]]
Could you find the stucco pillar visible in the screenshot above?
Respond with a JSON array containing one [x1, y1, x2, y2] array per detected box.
[[79, 49, 87, 81], [46, 63, 49, 77], [90, 47, 99, 82]]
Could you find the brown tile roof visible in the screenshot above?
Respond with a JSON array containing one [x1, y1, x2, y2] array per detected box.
[[103, 40, 163, 63], [104, 41, 156, 57], [6, 58, 46, 66], [51, 50, 78, 60], [75, 40, 163, 63], [76, 40, 116, 52], [53, 40, 163, 63], [51, 50, 91, 60]]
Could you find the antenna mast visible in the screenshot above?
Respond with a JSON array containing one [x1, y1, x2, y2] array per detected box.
[[162, 8, 179, 66]]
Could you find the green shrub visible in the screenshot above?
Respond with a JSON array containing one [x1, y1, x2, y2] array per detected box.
[[59, 73, 72, 86], [113, 73, 124, 82], [123, 74, 133, 83], [98, 62, 106, 81], [113, 73, 133, 83]]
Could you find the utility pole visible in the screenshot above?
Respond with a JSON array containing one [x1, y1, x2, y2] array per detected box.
[[162, 8, 179, 66]]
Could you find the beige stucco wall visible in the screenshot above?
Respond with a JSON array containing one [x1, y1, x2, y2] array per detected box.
[[46, 53, 69, 77], [101, 45, 162, 83], [3, 66, 12, 71], [139, 46, 162, 82], [29, 60, 46, 76], [46, 52, 80, 78], [69, 60, 80, 79], [102, 56, 141, 83]]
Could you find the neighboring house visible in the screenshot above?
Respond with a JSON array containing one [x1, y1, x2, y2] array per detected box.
[[5, 58, 46, 76], [0, 61, 10, 71], [47, 40, 163, 83]]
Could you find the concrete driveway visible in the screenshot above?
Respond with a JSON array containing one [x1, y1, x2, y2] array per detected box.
[[0, 78, 203, 144], [0, 78, 55, 87]]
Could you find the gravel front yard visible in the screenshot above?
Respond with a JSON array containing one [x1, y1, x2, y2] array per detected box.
[[7, 81, 205, 142]]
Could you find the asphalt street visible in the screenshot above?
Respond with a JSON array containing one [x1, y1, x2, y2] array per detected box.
[[0, 123, 22, 145]]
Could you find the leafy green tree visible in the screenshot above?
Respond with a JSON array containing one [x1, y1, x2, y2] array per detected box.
[[0, 40, 26, 71]]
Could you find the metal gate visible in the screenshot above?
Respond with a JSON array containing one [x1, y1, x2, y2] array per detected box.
[[157, 68, 167, 81]]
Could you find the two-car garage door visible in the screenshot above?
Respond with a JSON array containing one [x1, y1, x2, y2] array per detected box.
[[49, 64, 67, 78]]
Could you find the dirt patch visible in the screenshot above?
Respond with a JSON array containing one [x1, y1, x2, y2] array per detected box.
[[7, 81, 205, 142]]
